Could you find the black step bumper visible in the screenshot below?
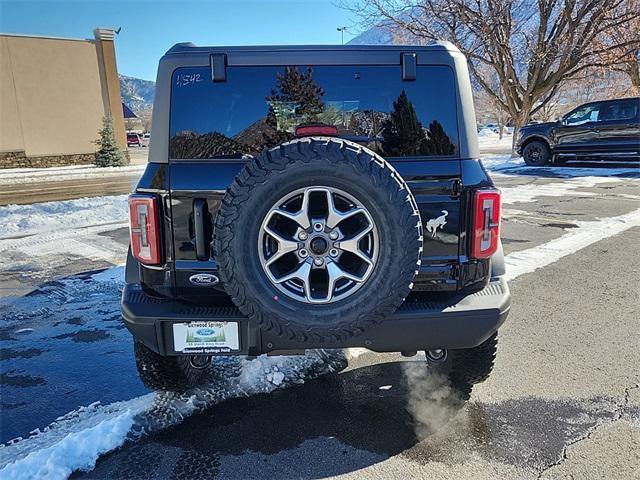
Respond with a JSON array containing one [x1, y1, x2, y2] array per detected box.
[[121, 277, 510, 356]]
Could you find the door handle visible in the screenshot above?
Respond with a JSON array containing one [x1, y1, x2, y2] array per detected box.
[[193, 199, 210, 260]]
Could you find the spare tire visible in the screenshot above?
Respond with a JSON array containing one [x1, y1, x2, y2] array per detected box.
[[214, 137, 422, 343]]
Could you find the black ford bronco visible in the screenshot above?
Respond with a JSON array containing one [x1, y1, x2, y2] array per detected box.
[[122, 43, 510, 399]]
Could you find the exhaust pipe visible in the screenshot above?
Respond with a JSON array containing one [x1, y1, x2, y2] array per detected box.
[[426, 349, 447, 364], [189, 355, 211, 369]]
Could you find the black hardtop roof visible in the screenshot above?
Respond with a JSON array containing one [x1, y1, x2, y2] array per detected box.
[[165, 42, 459, 56]]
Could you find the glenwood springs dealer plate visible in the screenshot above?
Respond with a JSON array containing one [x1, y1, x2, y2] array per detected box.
[[173, 321, 240, 353]]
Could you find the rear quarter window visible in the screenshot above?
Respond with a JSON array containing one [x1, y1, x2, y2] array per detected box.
[[169, 65, 459, 160]]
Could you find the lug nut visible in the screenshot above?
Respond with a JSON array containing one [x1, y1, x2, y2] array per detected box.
[[329, 231, 339, 240], [313, 257, 324, 266], [299, 249, 308, 258], [329, 248, 339, 257], [298, 231, 308, 240], [313, 222, 323, 232]]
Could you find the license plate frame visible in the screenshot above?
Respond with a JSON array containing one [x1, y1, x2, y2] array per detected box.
[[172, 321, 240, 354]]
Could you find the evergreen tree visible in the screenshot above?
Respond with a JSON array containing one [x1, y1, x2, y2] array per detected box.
[[95, 116, 128, 167], [422, 121, 457, 156], [266, 67, 325, 115], [381, 90, 426, 156], [261, 67, 327, 147]]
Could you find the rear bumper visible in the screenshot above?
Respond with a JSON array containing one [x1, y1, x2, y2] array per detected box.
[[121, 277, 510, 356]]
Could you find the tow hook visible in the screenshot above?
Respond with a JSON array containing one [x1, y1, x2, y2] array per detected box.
[[426, 349, 447, 364]]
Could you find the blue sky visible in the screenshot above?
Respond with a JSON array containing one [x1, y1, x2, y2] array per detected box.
[[0, 0, 359, 80]]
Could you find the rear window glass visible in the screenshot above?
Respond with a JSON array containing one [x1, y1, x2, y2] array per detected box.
[[169, 65, 459, 159]]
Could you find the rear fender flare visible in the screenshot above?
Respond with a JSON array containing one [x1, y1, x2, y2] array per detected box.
[[125, 246, 141, 284]]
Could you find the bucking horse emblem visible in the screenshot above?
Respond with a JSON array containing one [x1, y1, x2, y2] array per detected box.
[[425, 210, 448, 238]]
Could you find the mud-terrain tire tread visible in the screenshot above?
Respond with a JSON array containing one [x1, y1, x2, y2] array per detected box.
[[213, 137, 422, 343], [134, 341, 208, 391], [430, 333, 498, 401]]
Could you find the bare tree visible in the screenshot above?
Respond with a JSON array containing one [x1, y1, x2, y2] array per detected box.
[[344, 0, 640, 146], [593, 0, 640, 93]]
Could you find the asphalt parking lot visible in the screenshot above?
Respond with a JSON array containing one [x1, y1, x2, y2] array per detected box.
[[1, 157, 639, 479]]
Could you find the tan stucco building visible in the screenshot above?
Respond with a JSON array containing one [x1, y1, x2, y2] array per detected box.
[[0, 28, 126, 168]]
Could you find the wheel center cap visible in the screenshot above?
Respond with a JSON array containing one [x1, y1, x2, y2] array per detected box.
[[310, 236, 329, 255]]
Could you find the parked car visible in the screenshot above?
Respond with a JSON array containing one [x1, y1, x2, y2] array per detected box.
[[127, 132, 142, 147], [122, 43, 510, 402], [517, 97, 640, 166], [141, 132, 151, 147]]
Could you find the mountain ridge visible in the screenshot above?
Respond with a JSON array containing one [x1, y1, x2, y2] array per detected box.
[[119, 74, 155, 115]]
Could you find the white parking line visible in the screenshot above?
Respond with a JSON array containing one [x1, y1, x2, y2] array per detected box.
[[504, 208, 640, 281]]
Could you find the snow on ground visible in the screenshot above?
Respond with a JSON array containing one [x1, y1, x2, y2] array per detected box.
[[500, 176, 628, 204], [1, 352, 345, 480], [0, 268, 346, 479], [0, 397, 149, 480], [477, 130, 513, 153], [481, 154, 525, 171], [481, 154, 640, 178], [0, 196, 129, 287], [0, 165, 145, 186], [0, 196, 128, 240], [481, 155, 640, 205]]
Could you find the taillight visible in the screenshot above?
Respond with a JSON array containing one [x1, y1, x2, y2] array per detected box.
[[471, 189, 501, 259], [128, 194, 161, 265]]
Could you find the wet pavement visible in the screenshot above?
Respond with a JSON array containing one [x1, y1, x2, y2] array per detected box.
[[1, 159, 639, 479], [0, 269, 147, 441]]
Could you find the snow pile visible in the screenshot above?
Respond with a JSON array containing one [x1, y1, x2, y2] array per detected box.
[[0, 345, 347, 480], [477, 132, 513, 153], [481, 154, 640, 178], [505, 208, 640, 281], [477, 128, 499, 138], [481, 154, 525, 171], [0, 398, 150, 480], [89, 266, 125, 282], [0, 165, 144, 186], [0, 196, 128, 239]]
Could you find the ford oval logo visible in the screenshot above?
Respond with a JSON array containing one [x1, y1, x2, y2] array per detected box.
[[189, 273, 219, 286], [196, 328, 215, 336]]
